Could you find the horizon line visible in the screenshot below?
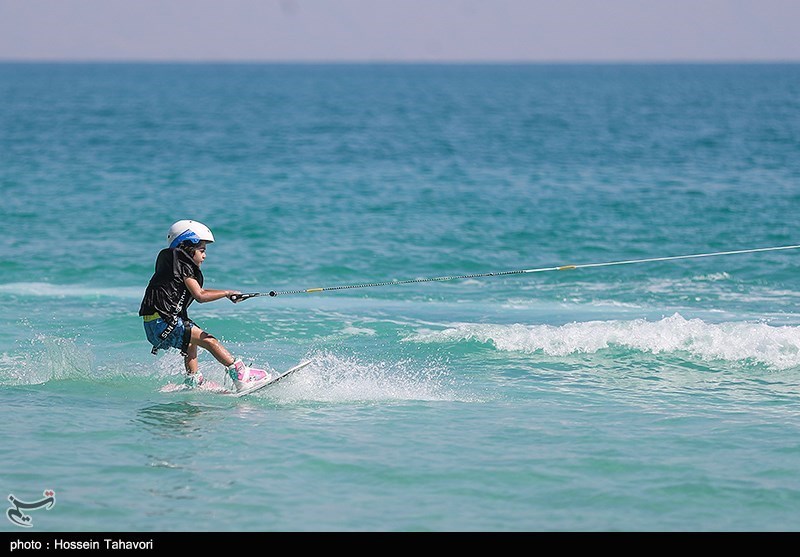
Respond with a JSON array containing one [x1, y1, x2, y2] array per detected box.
[[1, 58, 799, 65]]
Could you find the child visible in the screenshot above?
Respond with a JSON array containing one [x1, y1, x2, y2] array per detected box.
[[139, 220, 270, 391]]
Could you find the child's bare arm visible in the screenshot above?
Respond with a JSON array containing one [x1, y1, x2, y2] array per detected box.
[[184, 277, 240, 303]]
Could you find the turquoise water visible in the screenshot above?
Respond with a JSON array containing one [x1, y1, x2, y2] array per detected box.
[[2, 63, 800, 532]]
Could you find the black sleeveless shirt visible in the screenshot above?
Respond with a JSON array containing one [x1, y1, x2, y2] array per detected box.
[[139, 248, 204, 323]]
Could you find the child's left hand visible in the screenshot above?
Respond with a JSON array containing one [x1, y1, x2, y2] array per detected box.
[[227, 291, 243, 303]]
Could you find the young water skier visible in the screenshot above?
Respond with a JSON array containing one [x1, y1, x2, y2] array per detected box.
[[139, 220, 270, 391]]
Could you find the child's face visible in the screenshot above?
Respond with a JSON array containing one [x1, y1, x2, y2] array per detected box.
[[193, 241, 207, 266]]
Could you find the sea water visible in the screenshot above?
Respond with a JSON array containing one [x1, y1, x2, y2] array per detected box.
[[1, 63, 800, 532]]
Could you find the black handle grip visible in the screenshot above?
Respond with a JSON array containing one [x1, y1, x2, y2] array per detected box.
[[230, 293, 257, 303]]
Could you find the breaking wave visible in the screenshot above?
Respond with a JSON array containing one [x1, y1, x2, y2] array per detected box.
[[404, 313, 800, 369]]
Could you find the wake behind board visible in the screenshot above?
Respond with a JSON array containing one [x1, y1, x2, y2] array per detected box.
[[224, 360, 312, 398]]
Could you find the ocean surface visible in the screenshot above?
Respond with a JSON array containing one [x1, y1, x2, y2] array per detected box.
[[1, 63, 800, 532]]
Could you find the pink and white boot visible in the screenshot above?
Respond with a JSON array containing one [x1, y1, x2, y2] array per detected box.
[[227, 359, 270, 392]]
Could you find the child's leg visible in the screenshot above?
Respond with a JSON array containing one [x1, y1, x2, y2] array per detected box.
[[188, 326, 235, 368], [186, 326, 269, 390], [184, 343, 199, 374]]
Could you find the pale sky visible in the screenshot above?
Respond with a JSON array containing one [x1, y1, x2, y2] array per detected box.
[[0, 0, 798, 62]]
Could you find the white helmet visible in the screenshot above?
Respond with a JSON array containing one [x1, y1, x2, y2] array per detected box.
[[166, 220, 215, 249]]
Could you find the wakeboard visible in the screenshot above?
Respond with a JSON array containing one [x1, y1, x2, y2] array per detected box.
[[223, 360, 312, 398]]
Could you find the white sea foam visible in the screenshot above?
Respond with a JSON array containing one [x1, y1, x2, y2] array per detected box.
[[0, 335, 95, 385], [259, 351, 470, 403], [341, 325, 377, 336], [0, 282, 143, 299], [404, 313, 800, 369], [154, 353, 463, 401], [643, 276, 800, 301], [502, 297, 643, 309], [693, 272, 731, 282], [158, 379, 229, 394], [0, 333, 187, 386]]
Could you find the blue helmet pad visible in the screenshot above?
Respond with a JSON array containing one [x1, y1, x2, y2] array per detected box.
[[169, 229, 201, 249]]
